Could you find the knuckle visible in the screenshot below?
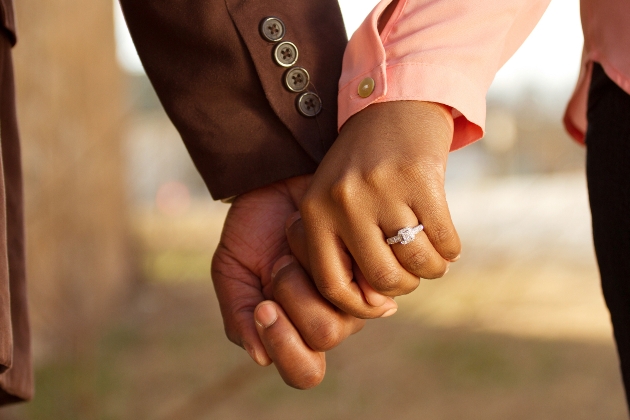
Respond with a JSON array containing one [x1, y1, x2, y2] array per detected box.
[[363, 163, 391, 189], [432, 222, 454, 244], [316, 284, 373, 319], [429, 222, 458, 252], [329, 176, 358, 209], [420, 262, 447, 280], [369, 266, 402, 294], [444, 242, 462, 261], [405, 247, 431, 274], [308, 319, 344, 351], [432, 225, 461, 260], [317, 283, 344, 306], [407, 249, 449, 280]]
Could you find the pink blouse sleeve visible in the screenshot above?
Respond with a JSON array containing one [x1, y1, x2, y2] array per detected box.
[[338, 0, 551, 150]]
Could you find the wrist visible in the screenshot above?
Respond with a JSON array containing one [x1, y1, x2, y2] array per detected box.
[[340, 101, 454, 158], [401, 101, 454, 146]]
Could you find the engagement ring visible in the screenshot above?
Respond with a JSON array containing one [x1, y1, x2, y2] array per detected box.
[[386, 224, 424, 245]]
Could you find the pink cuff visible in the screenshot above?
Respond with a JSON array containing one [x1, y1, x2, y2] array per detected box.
[[338, 61, 485, 151], [338, 0, 551, 151], [337, 0, 485, 151]]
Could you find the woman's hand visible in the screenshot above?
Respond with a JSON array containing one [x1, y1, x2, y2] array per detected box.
[[300, 101, 462, 318]]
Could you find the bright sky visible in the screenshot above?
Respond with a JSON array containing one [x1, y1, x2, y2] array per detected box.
[[115, 0, 583, 100]]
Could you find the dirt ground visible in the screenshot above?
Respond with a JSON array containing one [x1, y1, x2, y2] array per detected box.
[[2, 172, 628, 419]]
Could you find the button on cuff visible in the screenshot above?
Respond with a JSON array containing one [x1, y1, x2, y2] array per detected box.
[[284, 67, 310, 92], [297, 92, 322, 117], [273, 41, 299, 67], [260, 17, 285, 42], [358, 77, 375, 98], [337, 67, 388, 131]]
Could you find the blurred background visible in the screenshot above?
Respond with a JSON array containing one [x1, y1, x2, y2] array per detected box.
[[1, 0, 627, 418]]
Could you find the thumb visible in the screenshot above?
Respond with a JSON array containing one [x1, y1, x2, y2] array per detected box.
[[254, 300, 326, 389]]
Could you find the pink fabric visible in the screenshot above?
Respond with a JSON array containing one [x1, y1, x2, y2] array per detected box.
[[339, 0, 630, 149], [564, 0, 630, 142]]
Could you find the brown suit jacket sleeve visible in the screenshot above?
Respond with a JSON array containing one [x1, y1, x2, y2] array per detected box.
[[119, 0, 348, 200], [0, 0, 33, 404], [0, 0, 15, 46]]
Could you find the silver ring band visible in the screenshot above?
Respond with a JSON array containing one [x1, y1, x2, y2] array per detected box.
[[386, 224, 424, 245]]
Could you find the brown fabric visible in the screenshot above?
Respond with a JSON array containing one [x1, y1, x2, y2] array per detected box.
[[119, 0, 348, 200], [0, 0, 348, 404], [0, 32, 33, 403], [0, 0, 15, 45]]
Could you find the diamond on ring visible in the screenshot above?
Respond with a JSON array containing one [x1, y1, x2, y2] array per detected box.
[[386, 224, 424, 245]]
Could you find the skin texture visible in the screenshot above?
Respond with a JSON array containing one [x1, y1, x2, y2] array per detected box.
[[211, 176, 396, 389], [300, 101, 462, 318]]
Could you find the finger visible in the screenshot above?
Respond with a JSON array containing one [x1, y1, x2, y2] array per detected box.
[[211, 245, 272, 366], [352, 261, 392, 308], [409, 177, 461, 262], [254, 301, 326, 389], [285, 212, 310, 273], [286, 211, 389, 307], [380, 206, 449, 279], [272, 256, 366, 352], [300, 219, 398, 318], [389, 231, 448, 279], [338, 218, 422, 297]]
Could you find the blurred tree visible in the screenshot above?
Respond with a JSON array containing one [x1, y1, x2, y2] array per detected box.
[[12, 0, 132, 366]]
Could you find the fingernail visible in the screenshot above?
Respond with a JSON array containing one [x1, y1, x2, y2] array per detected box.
[[449, 254, 461, 262], [381, 297, 398, 312], [381, 308, 398, 318], [444, 263, 450, 275], [255, 303, 278, 328], [285, 211, 302, 231], [271, 255, 293, 279]]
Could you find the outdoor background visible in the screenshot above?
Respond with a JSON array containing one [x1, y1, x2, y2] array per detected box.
[[1, 0, 628, 418]]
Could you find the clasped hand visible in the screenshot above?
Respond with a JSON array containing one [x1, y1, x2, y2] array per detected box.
[[212, 101, 461, 389]]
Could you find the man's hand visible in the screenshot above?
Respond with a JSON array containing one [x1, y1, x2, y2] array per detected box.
[[300, 101, 462, 318], [211, 176, 397, 388]]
